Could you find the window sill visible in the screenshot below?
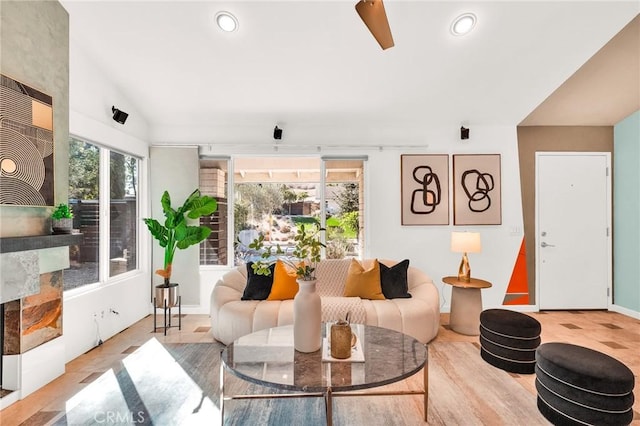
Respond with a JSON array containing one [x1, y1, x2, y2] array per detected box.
[[63, 269, 145, 300]]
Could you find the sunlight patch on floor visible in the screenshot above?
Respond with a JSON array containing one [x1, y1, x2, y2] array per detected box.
[[62, 338, 220, 425], [65, 369, 130, 424]]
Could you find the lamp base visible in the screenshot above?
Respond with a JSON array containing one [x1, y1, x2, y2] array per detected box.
[[457, 252, 471, 283]]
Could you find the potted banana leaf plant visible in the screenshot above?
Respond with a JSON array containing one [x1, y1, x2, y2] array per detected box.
[[143, 189, 217, 307]]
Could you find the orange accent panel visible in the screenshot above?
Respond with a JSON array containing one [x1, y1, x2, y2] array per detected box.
[[503, 238, 530, 304]]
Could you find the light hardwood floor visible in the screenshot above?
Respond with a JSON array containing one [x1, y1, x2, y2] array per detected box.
[[1, 310, 639, 425]]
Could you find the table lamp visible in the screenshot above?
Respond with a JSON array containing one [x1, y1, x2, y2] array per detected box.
[[451, 231, 481, 283]]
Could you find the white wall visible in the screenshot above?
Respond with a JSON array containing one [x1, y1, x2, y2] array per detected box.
[[63, 39, 152, 362], [69, 41, 149, 143], [148, 147, 201, 305], [64, 275, 149, 360]]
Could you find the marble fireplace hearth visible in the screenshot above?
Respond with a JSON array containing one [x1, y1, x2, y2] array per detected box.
[[0, 233, 81, 409]]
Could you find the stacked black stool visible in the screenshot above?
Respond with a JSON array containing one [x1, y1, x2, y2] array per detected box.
[[479, 309, 541, 374], [536, 342, 635, 426]]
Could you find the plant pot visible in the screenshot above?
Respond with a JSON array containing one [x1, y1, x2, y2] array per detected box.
[[155, 283, 179, 308], [293, 279, 322, 353], [52, 218, 73, 234]]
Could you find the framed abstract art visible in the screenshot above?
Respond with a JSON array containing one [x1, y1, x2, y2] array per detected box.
[[0, 74, 55, 206], [401, 154, 449, 225], [453, 154, 501, 225]]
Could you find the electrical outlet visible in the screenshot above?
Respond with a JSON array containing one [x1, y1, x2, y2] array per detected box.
[[101, 310, 105, 318]]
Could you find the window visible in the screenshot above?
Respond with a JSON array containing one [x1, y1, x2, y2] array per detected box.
[[65, 136, 141, 291], [67, 138, 100, 289], [198, 156, 366, 267], [109, 151, 138, 277], [324, 159, 364, 259], [233, 157, 322, 265]]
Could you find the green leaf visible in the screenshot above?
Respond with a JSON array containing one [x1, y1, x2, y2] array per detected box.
[[143, 218, 169, 247], [252, 261, 273, 276], [175, 224, 211, 249], [326, 216, 341, 227], [187, 195, 218, 218], [160, 191, 174, 217], [177, 189, 199, 217], [248, 234, 266, 250]]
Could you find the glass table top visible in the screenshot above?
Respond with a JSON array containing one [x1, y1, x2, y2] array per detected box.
[[221, 324, 427, 393]]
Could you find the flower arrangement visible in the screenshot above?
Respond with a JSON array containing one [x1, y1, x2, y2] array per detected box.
[[250, 222, 325, 281]]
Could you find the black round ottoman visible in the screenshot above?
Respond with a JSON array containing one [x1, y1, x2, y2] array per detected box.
[[536, 342, 635, 426], [479, 309, 541, 374]]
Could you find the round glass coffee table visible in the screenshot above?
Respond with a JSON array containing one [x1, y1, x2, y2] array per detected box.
[[220, 324, 428, 425]]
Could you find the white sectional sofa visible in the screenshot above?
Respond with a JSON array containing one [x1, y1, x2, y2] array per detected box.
[[210, 258, 440, 345]]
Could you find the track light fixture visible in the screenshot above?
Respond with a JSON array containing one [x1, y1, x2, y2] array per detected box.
[[112, 106, 129, 124], [273, 126, 282, 140], [460, 126, 470, 140]]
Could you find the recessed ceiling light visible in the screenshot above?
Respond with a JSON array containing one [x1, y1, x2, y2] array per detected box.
[[451, 13, 476, 36], [215, 11, 238, 32]]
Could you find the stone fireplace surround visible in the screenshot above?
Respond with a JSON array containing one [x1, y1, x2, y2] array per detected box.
[[0, 233, 81, 409]]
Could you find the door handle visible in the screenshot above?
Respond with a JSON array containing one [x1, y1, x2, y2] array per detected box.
[[541, 242, 555, 248]]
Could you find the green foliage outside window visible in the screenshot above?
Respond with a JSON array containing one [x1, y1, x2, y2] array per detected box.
[[335, 183, 359, 214], [110, 151, 126, 199], [235, 183, 284, 220], [69, 138, 99, 200]]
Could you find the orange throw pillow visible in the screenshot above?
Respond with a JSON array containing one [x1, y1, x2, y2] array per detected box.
[[267, 260, 299, 300], [343, 259, 385, 300]]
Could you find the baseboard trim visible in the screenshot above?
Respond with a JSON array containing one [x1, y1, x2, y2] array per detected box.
[[0, 389, 20, 410], [441, 304, 539, 314], [497, 305, 538, 312], [609, 304, 640, 319], [148, 304, 209, 315], [178, 305, 210, 315]]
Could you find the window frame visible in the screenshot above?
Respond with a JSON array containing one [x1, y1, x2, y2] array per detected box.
[[64, 134, 143, 295], [198, 154, 367, 269]]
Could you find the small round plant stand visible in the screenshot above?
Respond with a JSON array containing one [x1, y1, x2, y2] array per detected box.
[[153, 295, 182, 336]]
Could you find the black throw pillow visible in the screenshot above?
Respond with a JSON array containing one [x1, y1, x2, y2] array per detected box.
[[241, 262, 276, 300], [380, 259, 412, 299]]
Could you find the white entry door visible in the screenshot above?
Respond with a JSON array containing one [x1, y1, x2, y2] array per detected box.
[[536, 153, 611, 310]]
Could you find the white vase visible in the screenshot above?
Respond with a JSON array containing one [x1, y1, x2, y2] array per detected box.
[[293, 279, 322, 353]]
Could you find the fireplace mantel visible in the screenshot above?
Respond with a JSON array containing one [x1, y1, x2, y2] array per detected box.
[[0, 234, 83, 254], [1, 233, 82, 305]]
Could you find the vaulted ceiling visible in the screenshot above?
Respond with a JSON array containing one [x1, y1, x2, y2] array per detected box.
[[60, 1, 639, 144]]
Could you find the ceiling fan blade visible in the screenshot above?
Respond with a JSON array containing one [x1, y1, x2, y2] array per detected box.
[[355, 0, 394, 50]]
